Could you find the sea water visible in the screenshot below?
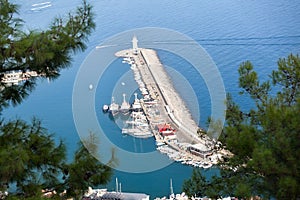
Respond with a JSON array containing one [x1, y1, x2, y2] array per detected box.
[[5, 0, 300, 198]]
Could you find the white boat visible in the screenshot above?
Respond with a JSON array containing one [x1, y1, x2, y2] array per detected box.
[[202, 162, 213, 169], [131, 93, 142, 111], [102, 104, 109, 112], [109, 97, 119, 116], [120, 94, 130, 115], [122, 57, 132, 64], [156, 141, 166, 147], [130, 64, 137, 70], [123, 57, 131, 62]]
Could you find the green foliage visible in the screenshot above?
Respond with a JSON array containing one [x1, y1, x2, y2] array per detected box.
[[182, 169, 208, 197], [272, 54, 300, 106], [0, 1, 113, 199], [0, 0, 95, 112], [183, 54, 300, 199], [0, 120, 113, 199], [0, 118, 66, 197], [64, 134, 113, 200], [223, 54, 300, 199]]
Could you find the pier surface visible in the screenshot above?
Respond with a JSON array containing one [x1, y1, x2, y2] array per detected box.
[[116, 48, 202, 144], [114, 46, 232, 167]]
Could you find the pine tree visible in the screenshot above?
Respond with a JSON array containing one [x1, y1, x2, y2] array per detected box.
[[183, 54, 300, 199], [63, 133, 113, 200], [182, 169, 208, 197], [0, 1, 114, 199], [0, 118, 66, 197], [0, 0, 95, 112]]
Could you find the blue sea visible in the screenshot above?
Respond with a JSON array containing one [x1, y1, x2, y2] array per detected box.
[[5, 0, 300, 198]]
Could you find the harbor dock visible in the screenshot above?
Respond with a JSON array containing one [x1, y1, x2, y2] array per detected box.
[[108, 37, 231, 168], [115, 48, 203, 144]]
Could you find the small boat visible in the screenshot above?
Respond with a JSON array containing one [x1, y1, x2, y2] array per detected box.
[[102, 104, 109, 112], [156, 141, 166, 147], [130, 64, 137, 70], [122, 57, 132, 64], [131, 93, 142, 111], [202, 162, 213, 169]]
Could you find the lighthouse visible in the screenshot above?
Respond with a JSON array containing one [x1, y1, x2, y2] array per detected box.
[[132, 35, 139, 55]]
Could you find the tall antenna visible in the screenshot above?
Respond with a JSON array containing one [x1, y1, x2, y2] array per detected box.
[[116, 178, 118, 193], [134, 93, 138, 101], [170, 178, 174, 195], [123, 93, 126, 103]]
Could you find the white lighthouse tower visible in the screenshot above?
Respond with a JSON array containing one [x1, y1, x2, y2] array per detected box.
[[132, 35, 139, 55]]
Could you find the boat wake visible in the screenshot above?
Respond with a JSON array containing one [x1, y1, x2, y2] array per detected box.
[[96, 44, 119, 49], [31, 1, 52, 11]]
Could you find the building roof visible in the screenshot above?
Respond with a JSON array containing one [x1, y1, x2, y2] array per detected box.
[[157, 124, 175, 132], [189, 143, 211, 152], [101, 192, 149, 200]]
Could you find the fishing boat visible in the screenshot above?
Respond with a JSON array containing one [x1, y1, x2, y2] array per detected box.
[[102, 104, 109, 112], [119, 94, 130, 115], [109, 97, 119, 116], [131, 93, 142, 111]]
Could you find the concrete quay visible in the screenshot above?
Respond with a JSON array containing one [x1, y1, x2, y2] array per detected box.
[[114, 46, 234, 168]]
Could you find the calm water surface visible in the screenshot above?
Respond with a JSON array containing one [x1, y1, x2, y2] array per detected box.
[[5, 0, 300, 198]]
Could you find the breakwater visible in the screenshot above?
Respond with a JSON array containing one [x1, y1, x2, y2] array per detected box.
[[112, 41, 231, 168]]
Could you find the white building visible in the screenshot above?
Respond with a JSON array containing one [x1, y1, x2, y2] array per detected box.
[[188, 143, 213, 158]]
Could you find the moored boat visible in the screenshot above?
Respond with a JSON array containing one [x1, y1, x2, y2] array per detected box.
[[109, 97, 119, 116], [102, 104, 109, 112], [131, 93, 142, 111], [120, 93, 130, 115]]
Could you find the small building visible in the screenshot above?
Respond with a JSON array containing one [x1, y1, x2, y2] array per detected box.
[[100, 192, 149, 200], [83, 187, 149, 200], [1, 70, 38, 85], [188, 143, 213, 158], [157, 124, 177, 140]]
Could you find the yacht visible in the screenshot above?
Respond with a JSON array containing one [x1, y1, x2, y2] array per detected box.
[[120, 94, 130, 115], [109, 97, 119, 116]]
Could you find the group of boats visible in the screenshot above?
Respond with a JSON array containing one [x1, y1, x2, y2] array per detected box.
[[102, 53, 151, 116], [102, 55, 155, 138], [102, 94, 131, 116], [122, 110, 153, 138], [124, 56, 151, 98], [103, 93, 153, 138], [103, 45, 232, 169]]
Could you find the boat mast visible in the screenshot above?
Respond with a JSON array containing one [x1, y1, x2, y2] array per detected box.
[[116, 177, 118, 193], [123, 93, 126, 104], [134, 93, 138, 101], [112, 96, 115, 104], [170, 178, 174, 197]]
